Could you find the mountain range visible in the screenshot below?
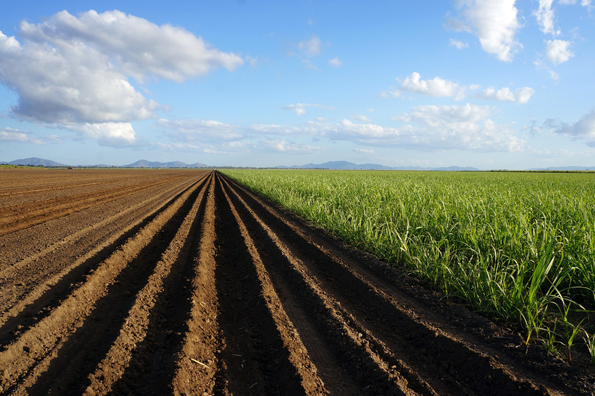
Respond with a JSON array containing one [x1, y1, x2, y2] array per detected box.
[[122, 160, 208, 168], [2, 157, 595, 171], [2, 157, 67, 167], [1, 158, 207, 168], [277, 161, 480, 171]]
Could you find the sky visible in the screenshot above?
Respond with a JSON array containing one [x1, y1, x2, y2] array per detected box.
[[0, 0, 594, 169]]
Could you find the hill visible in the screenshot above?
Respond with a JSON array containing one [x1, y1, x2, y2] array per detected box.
[[8, 157, 66, 167]]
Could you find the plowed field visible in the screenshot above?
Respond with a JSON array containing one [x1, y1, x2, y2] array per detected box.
[[0, 169, 592, 395]]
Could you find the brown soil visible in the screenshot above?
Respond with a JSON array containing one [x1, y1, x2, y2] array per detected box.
[[0, 169, 593, 395]]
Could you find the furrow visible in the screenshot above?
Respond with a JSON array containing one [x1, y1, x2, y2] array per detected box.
[[222, 174, 563, 396], [171, 175, 220, 395], [0, 174, 198, 313], [55, 173, 212, 395], [219, 175, 328, 395], [0, 174, 203, 346], [208, 176, 305, 395], [0, 172, 208, 395], [0, 175, 180, 237], [0, 174, 194, 277], [222, 175, 432, 396], [105, 173, 215, 396]]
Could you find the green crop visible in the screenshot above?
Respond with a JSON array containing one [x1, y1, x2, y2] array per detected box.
[[222, 169, 595, 362]]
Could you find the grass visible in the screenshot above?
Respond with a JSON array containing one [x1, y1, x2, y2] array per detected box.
[[222, 169, 595, 362]]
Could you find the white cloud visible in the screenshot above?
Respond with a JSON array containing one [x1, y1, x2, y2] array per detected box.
[[67, 122, 138, 147], [0, 127, 45, 144], [282, 103, 334, 116], [17, 10, 243, 83], [449, 39, 469, 49], [454, 0, 521, 61], [256, 105, 523, 152], [0, 30, 157, 125], [302, 60, 320, 71], [259, 139, 322, 154], [354, 148, 376, 155], [396, 72, 466, 100], [298, 34, 322, 57], [164, 105, 523, 153], [0, 10, 243, 147], [390, 103, 524, 151], [352, 114, 371, 122], [156, 118, 242, 142], [534, 57, 559, 79], [550, 110, 595, 146], [545, 39, 574, 64], [534, 0, 559, 35], [476, 86, 535, 103], [559, 0, 592, 8], [245, 123, 304, 135], [515, 87, 536, 103], [329, 57, 343, 67]]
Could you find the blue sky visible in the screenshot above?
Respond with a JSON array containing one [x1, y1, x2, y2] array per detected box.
[[1, 0, 594, 169]]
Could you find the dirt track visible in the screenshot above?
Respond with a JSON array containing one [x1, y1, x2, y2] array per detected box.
[[0, 169, 592, 395]]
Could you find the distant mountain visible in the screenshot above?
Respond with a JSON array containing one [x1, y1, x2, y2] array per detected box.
[[123, 160, 207, 168], [188, 162, 209, 168], [8, 157, 66, 167], [278, 161, 479, 171]]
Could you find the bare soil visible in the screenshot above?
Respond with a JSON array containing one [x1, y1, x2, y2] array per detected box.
[[0, 169, 593, 395]]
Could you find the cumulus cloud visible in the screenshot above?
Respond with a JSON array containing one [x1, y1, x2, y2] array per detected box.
[[156, 105, 524, 153], [396, 72, 466, 100], [156, 118, 242, 142], [282, 103, 334, 116], [476, 86, 535, 103], [0, 127, 45, 144], [545, 39, 574, 64], [259, 139, 322, 154], [390, 103, 524, 151], [449, 39, 469, 49], [559, 0, 592, 8], [354, 148, 375, 155], [534, 57, 559, 79], [67, 122, 138, 147], [352, 114, 371, 122], [0, 10, 243, 147], [453, 0, 521, 61], [329, 57, 343, 67], [550, 110, 595, 146], [534, 0, 559, 35], [390, 73, 534, 105], [0, 30, 157, 125], [17, 10, 244, 83], [253, 105, 523, 152], [298, 34, 322, 57]]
